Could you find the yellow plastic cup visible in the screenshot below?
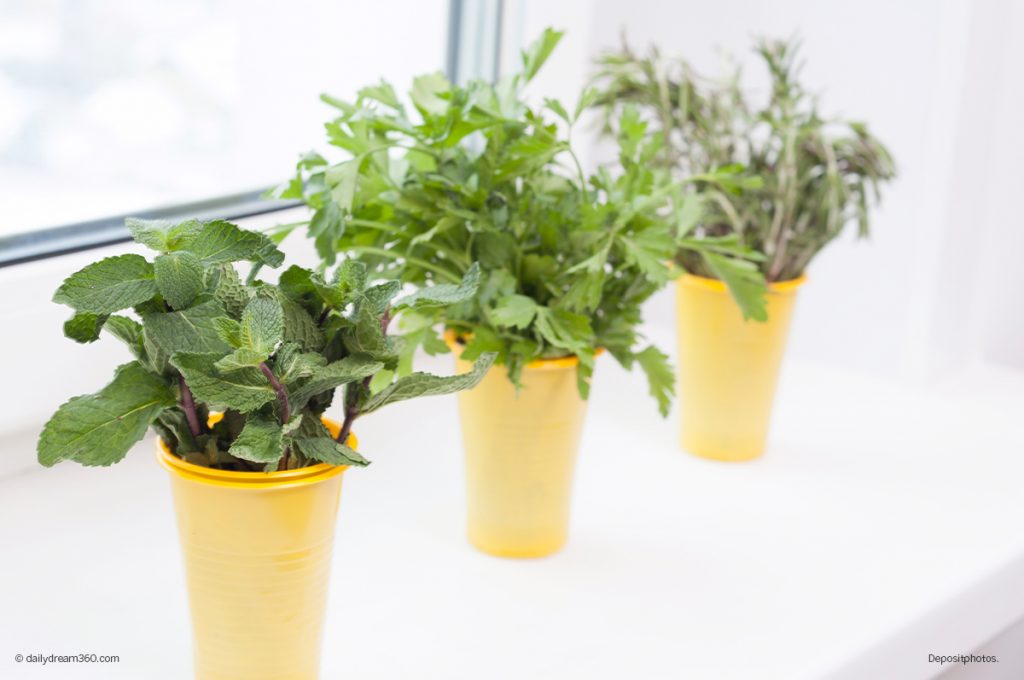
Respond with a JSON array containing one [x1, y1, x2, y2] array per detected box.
[[451, 339, 589, 558], [157, 419, 354, 680], [675, 273, 806, 462]]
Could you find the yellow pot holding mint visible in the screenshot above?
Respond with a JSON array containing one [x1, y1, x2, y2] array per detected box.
[[37, 217, 491, 679]]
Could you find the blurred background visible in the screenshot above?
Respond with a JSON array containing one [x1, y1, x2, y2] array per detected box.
[[0, 0, 448, 234], [1, 1, 1022, 679], [511, 0, 1024, 382], [3, 0, 1022, 432]]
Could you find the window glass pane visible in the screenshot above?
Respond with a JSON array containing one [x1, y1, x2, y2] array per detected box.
[[0, 0, 449, 237]]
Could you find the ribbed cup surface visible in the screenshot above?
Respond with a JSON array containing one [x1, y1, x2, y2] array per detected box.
[[675, 274, 804, 461], [453, 352, 589, 558], [160, 447, 345, 680]]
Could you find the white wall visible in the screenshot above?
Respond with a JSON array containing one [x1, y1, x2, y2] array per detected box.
[[503, 0, 1024, 381]]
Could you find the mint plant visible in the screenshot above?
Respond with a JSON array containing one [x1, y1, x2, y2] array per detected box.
[[270, 29, 760, 415], [38, 218, 493, 471], [591, 38, 896, 287]]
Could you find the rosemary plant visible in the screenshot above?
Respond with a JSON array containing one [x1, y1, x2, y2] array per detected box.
[[592, 38, 896, 284]]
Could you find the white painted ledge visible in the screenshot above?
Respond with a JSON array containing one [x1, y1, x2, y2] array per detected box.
[[1, 353, 1022, 679]]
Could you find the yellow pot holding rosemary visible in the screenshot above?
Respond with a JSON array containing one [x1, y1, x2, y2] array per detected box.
[[675, 273, 805, 461], [593, 36, 895, 462]]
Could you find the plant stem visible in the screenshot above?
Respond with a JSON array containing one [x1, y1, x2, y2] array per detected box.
[[346, 245, 462, 283], [337, 402, 358, 446], [246, 263, 264, 285], [259, 362, 292, 469], [179, 375, 202, 442], [338, 375, 372, 445], [337, 307, 392, 445], [261, 220, 309, 242], [259, 363, 291, 425], [347, 219, 471, 268]]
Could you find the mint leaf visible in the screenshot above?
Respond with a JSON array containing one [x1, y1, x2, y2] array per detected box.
[[489, 294, 537, 329], [64, 312, 108, 343], [154, 251, 204, 310], [279, 296, 325, 351], [228, 415, 283, 463], [360, 281, 402, 316], [291, 437, 369, 467], [38, 362, 174, 467], [361, 352, 495, 414], [314, 259, 366, 308], [170, 352, 276, 413], [214, 317, 242, 348], [53, 254, 157, 314], [104, 315, 145, 357], [177, 220, 284, 267], [126, 218, 173, 251], [126, 217, 204, 252], [275, 343, 327, 383], [154, 409, 203, 457], [393, 263, 480, 311], [334, 258, 369, 295], [279, 265, 320, 311], [209, 264, 251, 318], [635, 345, 674, 417], [281, 413, 305, 436], [368, 368, 395, 392], [288, 355, 383, 410], [239, 297, 283, 354], [214, 348, 268, 372], [343, 302, 390, 358], [142, 299, 232, 371]]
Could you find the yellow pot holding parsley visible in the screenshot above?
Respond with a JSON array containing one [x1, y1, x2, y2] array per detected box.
[[450, 335, 589, 558]]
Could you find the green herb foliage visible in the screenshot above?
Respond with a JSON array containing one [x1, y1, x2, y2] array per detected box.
[[272, 29, 760, 413], [592, 38, 896, 284], [38, 218, 493, 471]]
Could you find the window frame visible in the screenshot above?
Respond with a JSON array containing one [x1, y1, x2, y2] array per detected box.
[[0, 190, 297, 267], [0, 0, 501, 269]]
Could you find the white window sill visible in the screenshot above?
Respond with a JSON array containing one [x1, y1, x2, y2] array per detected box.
[[2, 350, 1023, 679]]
